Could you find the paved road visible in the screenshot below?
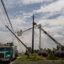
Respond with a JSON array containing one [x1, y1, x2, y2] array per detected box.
[[0, 61, 15, 64], [0, 62, 63, 64], [10, 57, 20, 64], [0, 61, 10, 64], [11, 63, 64, 64], [0, 57, 19, 64]]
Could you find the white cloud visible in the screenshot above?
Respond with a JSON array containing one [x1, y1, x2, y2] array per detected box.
[[36, 15, 64, 46], [11, 17, 26, 31], [0, 0, 64, 52], [54, 34, 63, 38], [32, 0, 64, 20], [22, 0, 42, 5], [21, 0, 57, 5], [34, 0, 64, 13], [39, 16, 64, 26], [3, 0, 22, 9], [0, 31, 13, 42]]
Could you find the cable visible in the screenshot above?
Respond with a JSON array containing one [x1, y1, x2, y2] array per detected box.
[[1, 0, 14, 32], [0, 0, 15, 42]]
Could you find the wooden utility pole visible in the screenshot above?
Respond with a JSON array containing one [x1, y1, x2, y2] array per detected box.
[[32, 15, 35, 53], [5, 25, 31, 52]]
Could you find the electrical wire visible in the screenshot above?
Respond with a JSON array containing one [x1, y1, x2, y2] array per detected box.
[[0, 0, 15, 42], [1, 0, 14, 31]]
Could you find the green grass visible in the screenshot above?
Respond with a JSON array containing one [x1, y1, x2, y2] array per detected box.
[[13, 54, 64, 64]]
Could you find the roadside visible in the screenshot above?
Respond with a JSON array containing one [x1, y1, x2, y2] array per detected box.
[[10, 57, 20, 64], [13, 54, 64, 64]]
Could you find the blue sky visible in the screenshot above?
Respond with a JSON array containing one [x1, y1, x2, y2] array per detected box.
[[0, 0, 64, 52]]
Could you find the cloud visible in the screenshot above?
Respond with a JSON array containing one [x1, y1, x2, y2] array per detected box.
[[21, 0, 57, 5], [0, 0, 64, 52], [37, 15, 64, 46], [3, 0, 22, 9], [32, 0, 64, 20], [11, 17, 26, 31], [34, 0, 64, 13], [21, 0, 42, 5]]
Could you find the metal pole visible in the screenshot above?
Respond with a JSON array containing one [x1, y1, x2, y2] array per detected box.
[[32, 15, 35, 53], [39, 24, 41, 50]]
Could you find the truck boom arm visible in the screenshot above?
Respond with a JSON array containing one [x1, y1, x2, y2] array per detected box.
[[5, 25, 31, 52], [39, 27, 63, 47]]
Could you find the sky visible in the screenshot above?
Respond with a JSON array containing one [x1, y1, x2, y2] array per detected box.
[[0, 0, 64, 52]]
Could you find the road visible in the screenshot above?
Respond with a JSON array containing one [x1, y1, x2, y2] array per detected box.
[[0, 61, 63, 64], [0, 61, 10, 64], [11, 63, 64, 64], [25, 62, 64, 64], [10, 57, 20, 64], [0, 58, 17, 64], [0, 60, 16, 64], [0, 57, 19, 64]]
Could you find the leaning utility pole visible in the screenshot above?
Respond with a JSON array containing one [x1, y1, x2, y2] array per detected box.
[[5, 25, 31, 52], [32, 15, 35, 53]]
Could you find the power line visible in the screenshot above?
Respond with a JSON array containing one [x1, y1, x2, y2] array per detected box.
[[5, 25, 31, 53], [1, 0, 14, 31], [0, 0, 15, 42]]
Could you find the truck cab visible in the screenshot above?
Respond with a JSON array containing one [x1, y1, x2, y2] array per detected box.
[[0, 46, 18, 61]]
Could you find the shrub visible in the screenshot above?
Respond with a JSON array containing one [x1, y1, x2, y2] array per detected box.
[[47, 51, 57, 60], [29, 53, 43, 61]]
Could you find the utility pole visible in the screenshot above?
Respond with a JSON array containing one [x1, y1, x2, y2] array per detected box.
[[32, 15, 35, 53], [39, 24, 41, 50]]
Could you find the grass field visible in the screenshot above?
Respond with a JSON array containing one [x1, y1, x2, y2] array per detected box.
[[13, 53, 64, 64]]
